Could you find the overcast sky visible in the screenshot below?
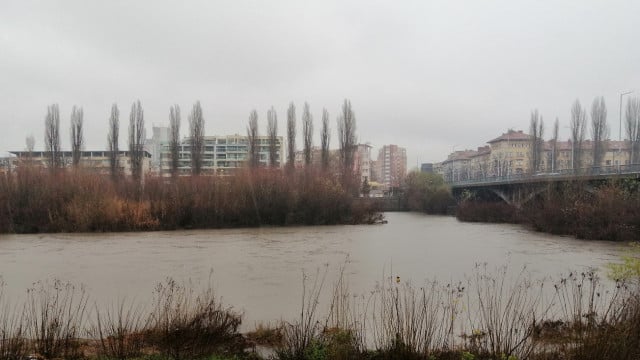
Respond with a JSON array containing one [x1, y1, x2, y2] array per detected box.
[[1, 0, 640, 167]]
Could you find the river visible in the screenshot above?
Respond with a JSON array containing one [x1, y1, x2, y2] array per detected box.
[[0, 212, 625, 327]]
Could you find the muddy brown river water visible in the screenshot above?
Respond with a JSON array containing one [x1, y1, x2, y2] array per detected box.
[[0, 212, 624, 327]]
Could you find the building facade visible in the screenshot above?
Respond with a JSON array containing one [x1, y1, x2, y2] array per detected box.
[[9, 150, 152, 176], [437, 129, 636, 181], [355, 143, 372, 184], [159, 134, 284, 175], [375, 144, 407, 189]]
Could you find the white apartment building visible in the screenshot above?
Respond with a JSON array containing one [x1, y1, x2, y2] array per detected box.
[[159, 134, 284, 175], [9, 150, 152, 176]]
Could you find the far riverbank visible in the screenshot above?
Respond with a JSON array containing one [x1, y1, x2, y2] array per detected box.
[[455, 180, 640, 242]]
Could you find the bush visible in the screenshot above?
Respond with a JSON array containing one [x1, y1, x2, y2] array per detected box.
[[145, 278, 245, 360], [24, 280, 88, 360], [403, 172, 455, 214]]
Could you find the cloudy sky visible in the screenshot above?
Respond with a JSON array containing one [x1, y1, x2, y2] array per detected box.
[[1, 1, 639, 167]]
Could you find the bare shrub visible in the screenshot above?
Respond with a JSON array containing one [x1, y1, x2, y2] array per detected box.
[[369, 276, 464, 357], [277, 267, 329, 359], [0, 278, 27, 360], [90, 299, 147, 360], [25, 280, 89, 360], [465, 265, 548, 359], [145, 278, 244, 360]]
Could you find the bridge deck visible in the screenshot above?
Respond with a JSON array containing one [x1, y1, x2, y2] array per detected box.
[[448, 165, 640, 188]]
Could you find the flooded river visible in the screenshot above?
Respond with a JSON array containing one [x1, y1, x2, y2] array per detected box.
[[0, 212, 624, 326]]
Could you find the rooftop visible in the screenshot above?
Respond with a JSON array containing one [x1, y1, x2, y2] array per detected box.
[[487, 130, 532, 143]]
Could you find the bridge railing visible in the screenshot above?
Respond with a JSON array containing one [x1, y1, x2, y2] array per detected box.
[[447, 164, 640, 187]]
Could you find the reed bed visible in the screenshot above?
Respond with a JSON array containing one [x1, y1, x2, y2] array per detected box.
[[0, 167, 381, 234]]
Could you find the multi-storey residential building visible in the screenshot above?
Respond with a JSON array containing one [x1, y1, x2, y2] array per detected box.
[[487, 130, 532, 176], [440, 149, 476, 182], [355, 143, 372, 184], [469, 146, 491, 179], [376, 145, 407, 189], [159, 134, 284, 175], [9, 150, 152, 176], [437, 129, 636, 181]]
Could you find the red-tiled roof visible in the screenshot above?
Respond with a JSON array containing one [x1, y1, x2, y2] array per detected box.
[[487, 130, 532, 143], [470, 146, 491, 157]]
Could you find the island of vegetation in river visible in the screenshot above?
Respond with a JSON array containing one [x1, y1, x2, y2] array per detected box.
[[0, 167, 381, 234]]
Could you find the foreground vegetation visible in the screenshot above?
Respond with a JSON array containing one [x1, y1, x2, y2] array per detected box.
[[1, 259, 639, 360], [0, 168, 381, 234], [457, 180, 640, 242]]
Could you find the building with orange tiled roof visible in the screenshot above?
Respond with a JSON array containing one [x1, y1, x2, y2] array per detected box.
[[437, 129, 635, 181]]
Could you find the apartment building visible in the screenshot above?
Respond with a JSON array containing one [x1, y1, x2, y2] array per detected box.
[[438, 129, 636, 181], [159, 134, 284, 175], [355, 143, 372, 184], [9, 150, 152, 176], [375, 144, 407, 189]]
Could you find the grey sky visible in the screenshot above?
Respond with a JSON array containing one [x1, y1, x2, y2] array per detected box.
[[1, 1, 639, 168]]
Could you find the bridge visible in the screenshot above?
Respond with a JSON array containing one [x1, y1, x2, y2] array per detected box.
[[447, 164, 640, 207]]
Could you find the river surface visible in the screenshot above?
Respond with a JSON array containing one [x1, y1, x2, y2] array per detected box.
[[0, 212, 625, 327]]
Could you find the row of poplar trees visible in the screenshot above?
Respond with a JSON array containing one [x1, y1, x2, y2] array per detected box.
[[37, 98, 358, 184], [527, 96, 640, 173], [39, 100, 150, 182], [166, 99, 358, 184]]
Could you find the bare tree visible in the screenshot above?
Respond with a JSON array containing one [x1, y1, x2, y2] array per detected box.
[[108, 104, 120, 180], [267, 106, 279, 168], [26, 134, 35, 153], [189, 101, 205, 175], [169, 105, 181, 177], [302, 102, 313, 166], [70, 106, 84, 168], [338, 99, 357, 186], [247, 109, 260, 168], [492, 152, 511, 177], [320, 108, 330, 171], [625, 97, 640, 164], [529, 109, 544, 173], [590, 96, 609, 168], [570, 99, 587, 172], [550, 117, 559, 172], [286, 102, 296, 171], [128, 100, 145, 181], [44, 104, 61, 171], [24, 134, 35, 165]]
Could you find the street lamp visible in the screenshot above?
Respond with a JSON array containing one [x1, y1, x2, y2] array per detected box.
[[619, 90, 634, 141]]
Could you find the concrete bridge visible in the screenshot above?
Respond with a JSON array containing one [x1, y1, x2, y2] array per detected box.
[[448, 164, 640, 208]]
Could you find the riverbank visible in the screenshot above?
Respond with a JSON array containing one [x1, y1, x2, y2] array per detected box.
[[0, 168, 382, 234], [456, 180, 640, 242], [1, 267, 638, 360]]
